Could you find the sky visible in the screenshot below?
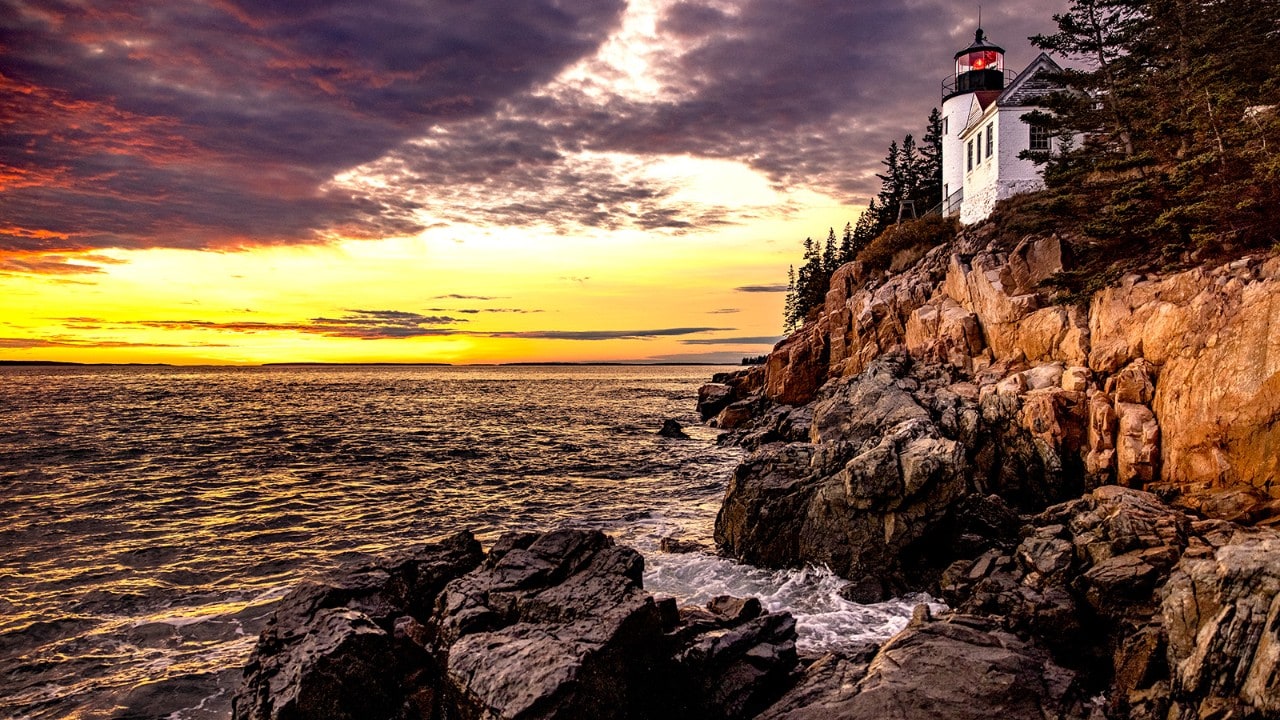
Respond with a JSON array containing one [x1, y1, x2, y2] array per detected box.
[[0, 0, 1065, 365]]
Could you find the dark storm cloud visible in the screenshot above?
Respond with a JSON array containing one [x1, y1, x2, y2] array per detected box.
[[734, 284, 790, 293], [2, 0, 1065, 271], [0, 0, 626, 265]]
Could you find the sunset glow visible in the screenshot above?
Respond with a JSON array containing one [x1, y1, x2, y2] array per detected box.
[[0, 0, 1060, 364]]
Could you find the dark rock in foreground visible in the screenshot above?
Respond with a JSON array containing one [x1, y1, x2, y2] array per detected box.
[[760, 609, 1083, 720], [234, 528, 799, 720]]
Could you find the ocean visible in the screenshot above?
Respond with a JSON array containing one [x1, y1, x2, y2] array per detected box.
[[0, 365, 933, 719]]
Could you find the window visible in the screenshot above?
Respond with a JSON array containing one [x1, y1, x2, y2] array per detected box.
[[976, 133, 982, 163], [986, 124, 994, 158], [942, 117, 949, 135], [967, 141, 973, 171], [1029, 124, 1051, 151]]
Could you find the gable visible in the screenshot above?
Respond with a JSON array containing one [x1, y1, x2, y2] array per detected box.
[[997, 53, 1067, 107], [960, 91, 1001, 139]]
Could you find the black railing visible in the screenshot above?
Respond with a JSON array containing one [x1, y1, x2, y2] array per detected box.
[[942, 187, 964, 217], [941, 69, 1017, 101]]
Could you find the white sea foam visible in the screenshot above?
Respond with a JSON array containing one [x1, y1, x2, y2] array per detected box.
[[645, 549, 946, 653]]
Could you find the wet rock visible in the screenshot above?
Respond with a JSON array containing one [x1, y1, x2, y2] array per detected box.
[[698, 383, 735, 421], [659, 535, 708, 554], [759, 612, 1083, 720], [233, 530, 484, 720], [659, 419, 690, 439], [238, 528, 800, 720]]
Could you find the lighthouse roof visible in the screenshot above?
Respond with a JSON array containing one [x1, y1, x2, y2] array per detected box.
[[954, 28, 1005, 59]]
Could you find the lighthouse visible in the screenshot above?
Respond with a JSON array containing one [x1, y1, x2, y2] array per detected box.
[[938, 27, 1073, 223], [940, 28, 1007, 217]]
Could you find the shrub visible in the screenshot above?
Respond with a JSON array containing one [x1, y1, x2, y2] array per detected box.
[[856, 215, 958, 273]]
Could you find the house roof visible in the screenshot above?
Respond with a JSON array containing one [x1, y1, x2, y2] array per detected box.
[[997, 53, 1066, 107]]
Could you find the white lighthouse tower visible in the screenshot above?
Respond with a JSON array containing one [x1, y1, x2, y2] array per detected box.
[[940, 28, 1007, 217]]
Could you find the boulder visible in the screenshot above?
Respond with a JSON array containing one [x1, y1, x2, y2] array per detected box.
[[233, 531, 485, 720], [698, 383, 735, 421], [659, 419, 690, 439], [238, 529, 801, 720], [758, 611, 1083, 720]]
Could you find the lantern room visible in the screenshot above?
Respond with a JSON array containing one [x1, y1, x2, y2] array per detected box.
[[944, 28, 1006, 99]]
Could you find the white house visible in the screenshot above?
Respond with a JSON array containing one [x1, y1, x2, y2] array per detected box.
[[940, 28, 1069, 224]]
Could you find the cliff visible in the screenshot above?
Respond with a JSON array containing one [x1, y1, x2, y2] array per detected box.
[[733, 224, 1280, 508], [705, 222, 1280, 719]]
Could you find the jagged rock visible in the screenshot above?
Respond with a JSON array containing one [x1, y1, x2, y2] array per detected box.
[[659, 419, 690, 439], [698, 383, 735, 420], [758, 611, 1084, 720], [673, 598, 799, 719], [1162, 529, 1280, 719], [233, 531, 485, 720], [425, 529, 670, 719], [715, 399, 759, 430], [1115, 402, 1160, 486], [240, 529, 801, 720], [765, 324, 829, 406]]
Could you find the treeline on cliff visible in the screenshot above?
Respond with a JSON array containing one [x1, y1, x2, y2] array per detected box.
[[782, 110, 950, 331], [1023, 0, 1280, 295]]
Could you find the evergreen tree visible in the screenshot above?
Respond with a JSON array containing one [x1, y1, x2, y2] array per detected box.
[[783, 264, 798, 332], [839, 222, 855, 264], [792, 236, 824, 325], [822, 227, 839, 275], [874, 140, 903, 227], [899, 135, 923, 219], [918, 108, 945, 210]]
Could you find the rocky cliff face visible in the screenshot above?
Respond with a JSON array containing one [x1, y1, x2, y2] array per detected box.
[[759, 226, 1280, 506], [710, 224, 1280, 720]]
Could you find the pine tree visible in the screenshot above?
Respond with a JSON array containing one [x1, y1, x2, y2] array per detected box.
[[899, 135, 923, 220], [875, 141, 903, 227], [822, 227, 839, 275], [918, 108, 944, 210], [783, 264, 798, 331], [839, 222, 855, 264]]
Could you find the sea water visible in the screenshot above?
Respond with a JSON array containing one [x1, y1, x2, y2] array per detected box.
[[0, 365, 933, 719]]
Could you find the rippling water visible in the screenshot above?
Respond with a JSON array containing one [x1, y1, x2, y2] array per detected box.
[[1, 365, 933, 719]]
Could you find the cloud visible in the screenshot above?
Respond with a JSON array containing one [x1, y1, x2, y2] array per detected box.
[[1, 0, 1066, 270], [0, 336, 226, 349], [117, 309, 465, 340], [680, 336, 782, 345], [643, 350, 761, 364], [706, 308, 740, 314], [433, 294, 506, 301], [488, 327, 731, 341], [734, 284, 790, 293], [56, 315, 730, 343]]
